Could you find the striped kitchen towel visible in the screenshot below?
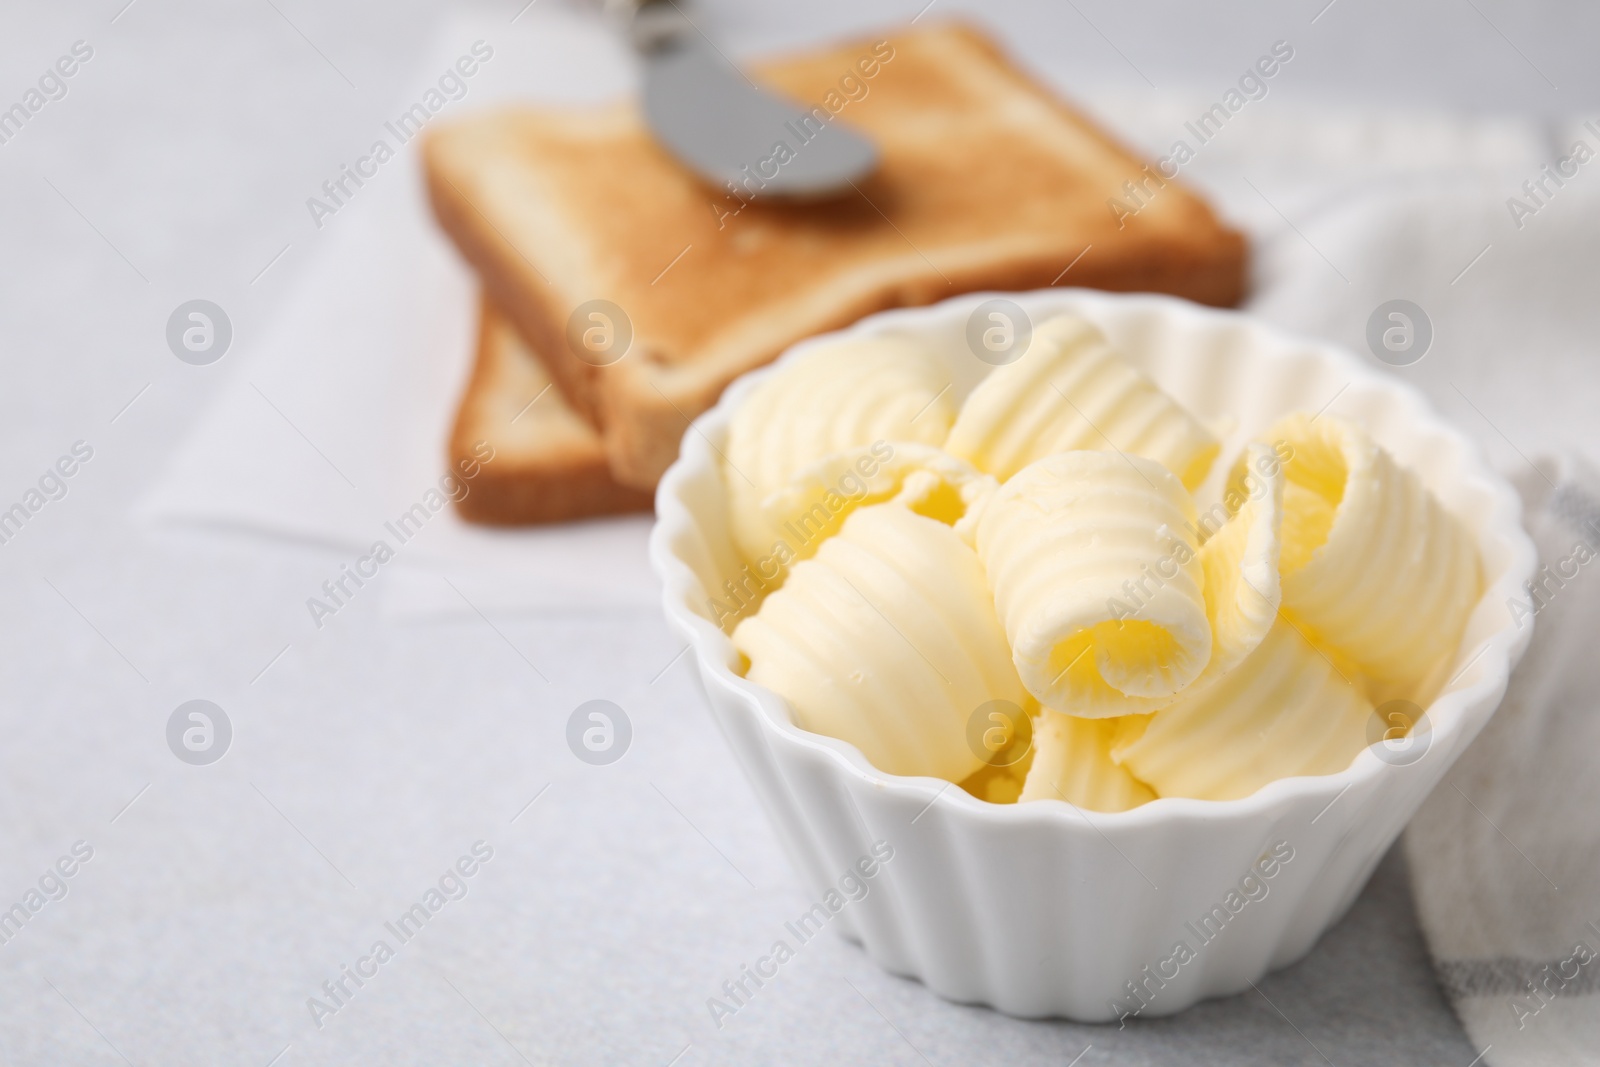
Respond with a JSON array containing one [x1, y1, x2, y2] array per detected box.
[[1407, 452, 1600, 1066]]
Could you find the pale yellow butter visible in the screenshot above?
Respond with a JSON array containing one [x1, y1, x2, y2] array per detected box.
[[1195, 442, 1284, 682], [944, 314, 1219, 490], [1112, 619, 1373, 801], [732, 504, 1024, 783], [743, 442, 996, 573], [976, 451, 1211, 718], [725, 335, 955, 564], [1240, 414, 1482, 691], [720, 317, 1474, 806], [1019, 710, 1156, 812]]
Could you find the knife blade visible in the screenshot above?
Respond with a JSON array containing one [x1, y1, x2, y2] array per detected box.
[[619, 0, 879, 199]]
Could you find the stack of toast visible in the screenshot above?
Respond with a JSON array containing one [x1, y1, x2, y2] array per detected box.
[[425, 22, 1247, 524]]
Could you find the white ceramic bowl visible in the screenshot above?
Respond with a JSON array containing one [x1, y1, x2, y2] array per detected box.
[[648, 289, 1536, 1021]]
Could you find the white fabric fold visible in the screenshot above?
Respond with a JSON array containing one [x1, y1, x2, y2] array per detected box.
[[1407, 454, 1600, 1066]]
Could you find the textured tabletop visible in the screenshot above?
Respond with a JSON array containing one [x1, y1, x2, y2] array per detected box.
[[1, 1, 1589, 1063]]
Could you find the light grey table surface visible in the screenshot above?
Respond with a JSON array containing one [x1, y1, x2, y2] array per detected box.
[[0, 1, 1584, 1064]]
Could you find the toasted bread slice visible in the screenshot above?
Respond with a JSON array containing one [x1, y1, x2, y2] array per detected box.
[[426, 22, 1247, 490], [450, 297, 653, 524]]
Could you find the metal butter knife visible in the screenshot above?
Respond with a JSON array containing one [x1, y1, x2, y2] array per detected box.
[[608, 0, 878, 198]]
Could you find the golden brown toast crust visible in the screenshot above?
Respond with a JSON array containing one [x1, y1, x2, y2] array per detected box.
[[450, 296, 653, 524], [426, 22, 1248, 492]]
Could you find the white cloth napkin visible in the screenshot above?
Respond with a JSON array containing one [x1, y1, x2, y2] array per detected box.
[[138, 9, 661, 617], [1405, 454, 1600, 1066]]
